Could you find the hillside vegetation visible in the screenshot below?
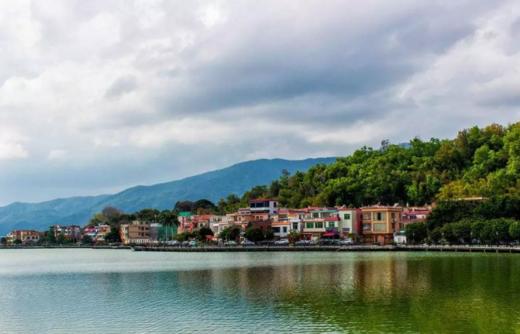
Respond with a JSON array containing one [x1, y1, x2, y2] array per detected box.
[[218, 122, 520, 210]]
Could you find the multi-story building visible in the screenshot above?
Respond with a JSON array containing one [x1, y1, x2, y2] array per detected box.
[[337, 207, 362, 238], [360, 206, 402, 245], [120, 221, 151, 245], [178, 213, 224, 234], [302, 208, 340, 240], [6, 230, 41, 245], [271, 209, 305, 238], [249, 199, 278, 215]]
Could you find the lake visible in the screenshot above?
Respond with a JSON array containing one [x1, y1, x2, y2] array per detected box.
[[0, 249, 519, 333]]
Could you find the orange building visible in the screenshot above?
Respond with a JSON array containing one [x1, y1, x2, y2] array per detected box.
[[360, 206, 402, 245]]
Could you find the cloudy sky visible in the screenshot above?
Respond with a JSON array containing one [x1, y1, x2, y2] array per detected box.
[[0, 0, 519, 205]]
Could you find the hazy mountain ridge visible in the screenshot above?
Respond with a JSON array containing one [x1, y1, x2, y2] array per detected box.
[[0, 158, 335, 234]]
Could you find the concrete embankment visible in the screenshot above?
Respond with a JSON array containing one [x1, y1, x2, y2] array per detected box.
[[131, 245, 520, 253]]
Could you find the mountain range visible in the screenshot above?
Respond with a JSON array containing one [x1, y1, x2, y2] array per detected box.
[[0, 157, 335, 235]]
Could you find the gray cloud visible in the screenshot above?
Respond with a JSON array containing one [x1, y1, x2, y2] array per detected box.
[[0, 0, 518, 205]]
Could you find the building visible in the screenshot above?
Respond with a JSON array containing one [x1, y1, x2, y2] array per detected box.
[[337, 207, 362, 238], [120, 221, 151, 245], [6, 230, 40, 245], [82, 224, 112, 243], [271, 209, 305, 238], [178, 213, 224, 234], [177, 211, 193, 234], [249, 199, 278, 214], [302, 208, 340, 240], [360, 205, 402, 245], [51, 225, 81, 242]]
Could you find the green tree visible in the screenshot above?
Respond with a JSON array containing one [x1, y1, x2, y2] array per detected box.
[[405, 223, 427, 244], [509, 221, 520, 242], [244, 227, 265, 243], [81, 235, 94, 245], [197, 227, 214, 242], [105, 227, 121, 243]]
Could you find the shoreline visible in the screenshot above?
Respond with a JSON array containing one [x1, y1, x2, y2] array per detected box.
[[132, 245, 520, 253], [3, 244, 520, 253]]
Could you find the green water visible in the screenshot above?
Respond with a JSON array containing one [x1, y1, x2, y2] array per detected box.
[[0, 249, 519, 333]]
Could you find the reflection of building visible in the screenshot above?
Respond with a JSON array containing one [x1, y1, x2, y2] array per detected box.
[[6, 230, 40, 244], [360, 206, 402, 245]]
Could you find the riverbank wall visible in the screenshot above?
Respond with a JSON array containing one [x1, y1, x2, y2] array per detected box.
[[132, 245, 520, 253]]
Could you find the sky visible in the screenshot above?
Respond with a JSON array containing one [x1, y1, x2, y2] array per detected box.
[[0, 0, 519, 205]]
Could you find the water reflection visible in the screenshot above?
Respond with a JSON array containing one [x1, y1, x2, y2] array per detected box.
[[1, 252, 520, 333]]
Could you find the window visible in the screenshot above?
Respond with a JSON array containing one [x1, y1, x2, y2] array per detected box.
[[272, 227, 280, 233], [363, 223, 371, 231], [315, 222, 324, 229], [282, 227, 287, 233], [292, 222, 299, 230], [306, 223, 314, 229], [362, 213, 371, 221], [373, 223, 387, 232], [373, 212, 386, 221], [312, 212, 319, 218], [344, 213, 351, 220], [328, 222, 335, 228]]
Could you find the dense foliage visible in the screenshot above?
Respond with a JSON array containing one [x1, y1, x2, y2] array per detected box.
[[88, 207, 178, 228], [217, 123, 520, 209]]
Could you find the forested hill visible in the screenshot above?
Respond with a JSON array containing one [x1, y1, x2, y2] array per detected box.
[[218, 123, 520, 210]]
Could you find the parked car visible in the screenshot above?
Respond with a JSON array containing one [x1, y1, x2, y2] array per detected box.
[[319, 239, 340, 246], [338, 239, 354, 246], [181, 240, 190, 247], [188, 240, 198, 247], [241, 239, 255, 246], [165, 240, 179, 246], [224, 240, 237, 246], [295, 239, 311, 246], [274, 239, 289, 246]]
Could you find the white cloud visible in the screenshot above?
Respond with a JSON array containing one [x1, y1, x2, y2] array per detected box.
[[0, 0, 518, 205], [0, 130, 29, 161]]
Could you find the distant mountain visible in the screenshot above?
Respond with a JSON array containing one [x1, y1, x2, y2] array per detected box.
[[0, 157, 335, 235]]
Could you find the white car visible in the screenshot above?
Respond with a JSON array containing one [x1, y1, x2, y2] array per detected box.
[[274, 239, 289, 246], [224, 240, 237, 246], [241, 239, 255, 246], [338, 239, 354, 245]]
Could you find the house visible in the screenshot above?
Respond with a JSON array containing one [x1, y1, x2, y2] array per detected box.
[[51, 225, 81, 242], [177, 211, 193, 234], [302, 208, 339, 240], [271, 209, 305, 238], [360, 205, 402, 245], [82, 224, 112, 243], [178, 213, 224, 234], [6, 230, 40, 245], [337, 207, 362, 238]]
